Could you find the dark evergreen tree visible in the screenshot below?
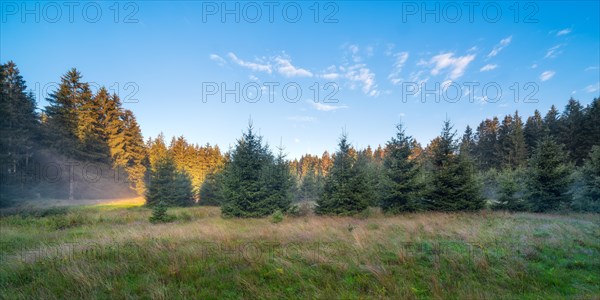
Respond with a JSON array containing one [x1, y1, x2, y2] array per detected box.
[[524, 110, 544, 157], [459, 125, 476, 157], [199, 171, 224, 206], [355, 148, 379, 206], [425, 120, 483, 211], [316, 132, 368, 215], [380, 124, 423, 213], [492, 168, 527, 211], [526, 136, 572, 212], [296, 163, 323, 202], [511, 111, 528, 168], [474, 117, 500, 170], [145, 155, 194, 207], [220, 122, 291, 217], [543, 105, 560, 138], [559, 98, 587, 165], [0, 61, 39, 204], [44, 68, 93, 161], [571, 146, 600, 212], [261, 146, 294, 212]]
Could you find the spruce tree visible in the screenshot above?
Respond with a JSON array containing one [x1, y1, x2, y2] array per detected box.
[[145, 155, 194, 207], [526, 136, 572, 212], [43, 68, 84, 157], [559, 98, 586, 165], [220, 122, 291, 217], [425, 120, 483, 211], [492, 168, 527, 211], [297, 163, 323, 202], [316, 132, 368, 215], [524, 110, 544, 157], [571, 146, 600, 212], [0, 61, 39, 203], [380, 124, 423, 213], [199, 171, 224, 206]]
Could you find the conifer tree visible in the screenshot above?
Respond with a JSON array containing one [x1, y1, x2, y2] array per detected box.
[[492, 168, 527, 211], [316, 132, 368, 215], [425, 120, 483, 211], [0, 62, 39, 203], [380, 124, 423, 213], [511, 111, 528, 168], [296, 163, 323, 202], [43, 68, 86, 158], [145, 155, 194, 207], [571, 146, 600, 212], [526, 136, 572, 212], [524, 110, 544, 156], [199, 171, 224, 206], [559, 98, 587, 165], [543, 105, 560, 138], [220, 122, 290, 217]]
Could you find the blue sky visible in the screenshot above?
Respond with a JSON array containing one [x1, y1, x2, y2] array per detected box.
[[2, 1, 599, 159]]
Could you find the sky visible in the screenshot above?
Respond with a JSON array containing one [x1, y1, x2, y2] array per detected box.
[[2, 1, 599, 159]]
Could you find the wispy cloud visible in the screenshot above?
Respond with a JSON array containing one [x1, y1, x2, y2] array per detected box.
[[227, 52, 272, 73], [275, 56, 313, 78], [480, 64, 498, 72], [584, 83, 599, 93], [342, 64, 379, 96], [540, 70, 556, 82], [309, 101, 348, 111], [209, 54, 226, 66], [488, 36, 512, 57], [319, 65, 340, 80], [424, 52, 476, 80], [585, 66, 599, 71], [388, 51, 409, 85], [556, 28, 572, 36], [544, 44, 564, 59]]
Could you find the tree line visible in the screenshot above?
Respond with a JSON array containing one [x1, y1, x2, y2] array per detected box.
[[1, 61, 598, 214]]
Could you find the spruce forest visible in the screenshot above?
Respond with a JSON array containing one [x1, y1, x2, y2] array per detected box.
[[2, 63, 599, 214]]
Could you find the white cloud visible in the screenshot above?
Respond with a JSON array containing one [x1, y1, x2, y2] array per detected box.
[[544, 44, 564, 59], [209, 54, 226, 65], [540, 70, 556, 82], [274, 56, 313, 78], [319, 65, 340, 80], [584, 83, 599, 93], [585, 66, 599, 71], [349, 44, 361, 62], [388, 51, 409, 85], [287, 116, 316, 122], [310, 102, 348, 111], [321, 73, 340, 80], [556, 28, 572, 36], [427, 52, 476, 80], [531, 64, 538, 69], [294, 138, 301, 143], [488, 36, 512, 57], [343, 64, 379, 96], [480, 64, 498, 72], [227, 52, 272, 73], [248, 75, 259, 81]]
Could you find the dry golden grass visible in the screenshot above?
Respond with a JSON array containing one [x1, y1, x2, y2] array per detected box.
[[1, 201, 599, 299]]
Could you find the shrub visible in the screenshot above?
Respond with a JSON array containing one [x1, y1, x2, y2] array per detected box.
[[287, 202, 313, 217], [271, 210, 284, 223], [149, 202, 175, 224]]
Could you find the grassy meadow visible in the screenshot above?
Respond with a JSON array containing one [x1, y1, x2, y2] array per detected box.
[[0, 198, 599, 299]]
